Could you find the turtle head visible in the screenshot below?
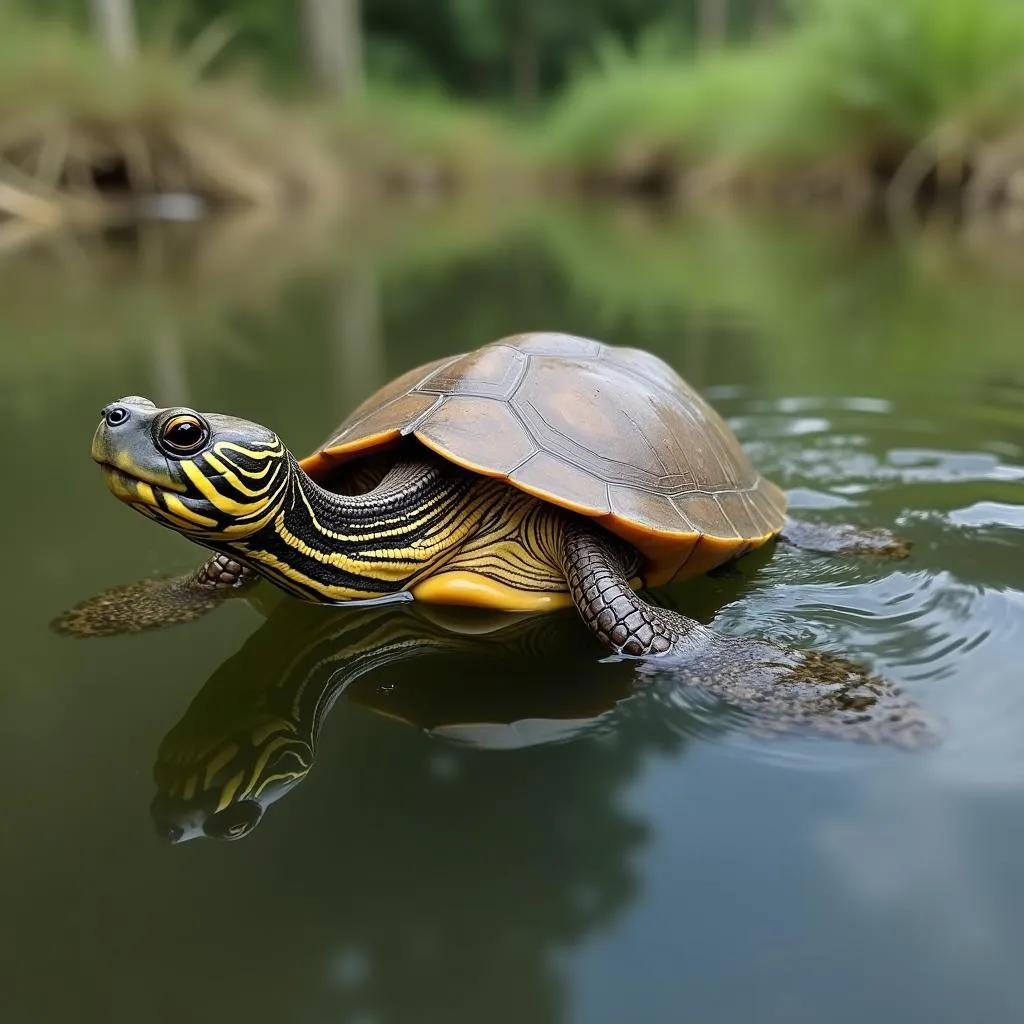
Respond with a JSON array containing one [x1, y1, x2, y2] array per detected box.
[[151, 793, 267, 845], [151, 708, 314, 844], [92, 396, 290, 540]]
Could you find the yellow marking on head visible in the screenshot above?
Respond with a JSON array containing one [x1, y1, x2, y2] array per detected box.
[[162, 493, 220, 528], [217, 501, 283, 538], [203, 743, 240, 790], [101, 466, 139, 502], [215, 440, 284, 461], [105, 450, 186, 492], [134, 481, 156, 506], [216, 770, 246, 812], [213, 445, 277, 480], [254, 769, 307, 798], [251, 720, 293, 748], [181, 460, 266, 516], [412, 571, 574, 612], [182, 775, 198, 802], [204, 452, 281, 497]]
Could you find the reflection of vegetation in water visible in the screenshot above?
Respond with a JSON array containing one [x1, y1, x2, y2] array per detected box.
[[6, 200, 1024, 428], [528, 206, 1024, 384], [371, 201, 1024, 419], [0, 213, 332, 388], [0, 200, 525, 388]]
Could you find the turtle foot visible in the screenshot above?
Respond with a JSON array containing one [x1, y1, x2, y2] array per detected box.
[[636, 634, 941, 750], [781, 518, 911, 559], [52, 575, 226, 638]]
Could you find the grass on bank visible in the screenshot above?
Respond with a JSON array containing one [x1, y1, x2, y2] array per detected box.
[[0, 14, 530, 228], [541, 0, 1024, 205], [0, 14, 341, 223], [327, 89, 528, 195], [5, 0, 1024, 224]]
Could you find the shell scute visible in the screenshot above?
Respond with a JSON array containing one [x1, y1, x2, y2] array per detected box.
[[415, 395, 537, 477], [302, 333, 787, 581]]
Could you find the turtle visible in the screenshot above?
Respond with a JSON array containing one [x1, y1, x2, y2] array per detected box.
[[59, 332, 938, 748]]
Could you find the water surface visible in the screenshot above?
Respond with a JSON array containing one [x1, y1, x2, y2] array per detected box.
[[2, 205, 1023, 1024]]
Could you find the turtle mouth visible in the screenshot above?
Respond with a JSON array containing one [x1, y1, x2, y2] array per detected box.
[[97, 461, 186, 505], [98, 462, 159, 505]]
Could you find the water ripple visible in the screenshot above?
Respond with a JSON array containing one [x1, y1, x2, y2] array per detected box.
[[630, 395, 1024, 781]]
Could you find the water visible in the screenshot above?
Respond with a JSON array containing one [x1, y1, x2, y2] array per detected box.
[[2, 204, 1023, 1023]]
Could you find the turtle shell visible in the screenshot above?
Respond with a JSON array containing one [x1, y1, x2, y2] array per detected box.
[[300, 333, 787, 585]]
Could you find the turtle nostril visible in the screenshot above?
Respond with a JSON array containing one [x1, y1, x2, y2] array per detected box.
[[103, 405, 131, 427]]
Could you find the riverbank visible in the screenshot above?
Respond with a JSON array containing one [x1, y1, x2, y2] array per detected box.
[[4, 1, 1024, 232], [540, 0, 1024, 222], [0, 16, 347, 231], [0, 14, 531, 235]]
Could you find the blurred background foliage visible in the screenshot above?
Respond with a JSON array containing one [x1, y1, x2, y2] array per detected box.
[[23, 0, 769, 106], [4, 0, 1024, 216], [0, 2, 1021, 399]]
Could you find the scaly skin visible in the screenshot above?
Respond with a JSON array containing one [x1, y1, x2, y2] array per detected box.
[[53, 555, 257, 638], [781, 518, 911, 558], [561, 520, 671, 657], [560, 517, 940, 750]]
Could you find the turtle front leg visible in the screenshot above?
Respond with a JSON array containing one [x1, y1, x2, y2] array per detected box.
[[780, 518, 910, 558], [558, 517, 940, 749], [53, 554, 258, 638], [560, 518, 712, 657]]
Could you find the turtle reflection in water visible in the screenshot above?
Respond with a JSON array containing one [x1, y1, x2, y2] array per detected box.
[[59, 333, 941, 749], [149, 600, 645, 842], [139, 595, 909, 843]]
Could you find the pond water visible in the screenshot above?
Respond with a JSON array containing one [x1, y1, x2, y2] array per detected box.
[[2, 203, 1023, 1024]]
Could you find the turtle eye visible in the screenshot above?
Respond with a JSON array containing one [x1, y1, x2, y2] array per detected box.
[[203, 800, 263, 841], [160, 414, 208, 455]]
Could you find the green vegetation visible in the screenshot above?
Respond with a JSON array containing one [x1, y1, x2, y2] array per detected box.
[[0, 10, 530, 227], [328, 89, 526, 194], [0, 14, 339, 225], [23, 0, 702, 104], [4, 0, 1024, 224], [542, 0, 1024, 203]]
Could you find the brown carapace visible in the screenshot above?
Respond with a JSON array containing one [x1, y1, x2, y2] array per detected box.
[[301, 333, 787, 589]]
